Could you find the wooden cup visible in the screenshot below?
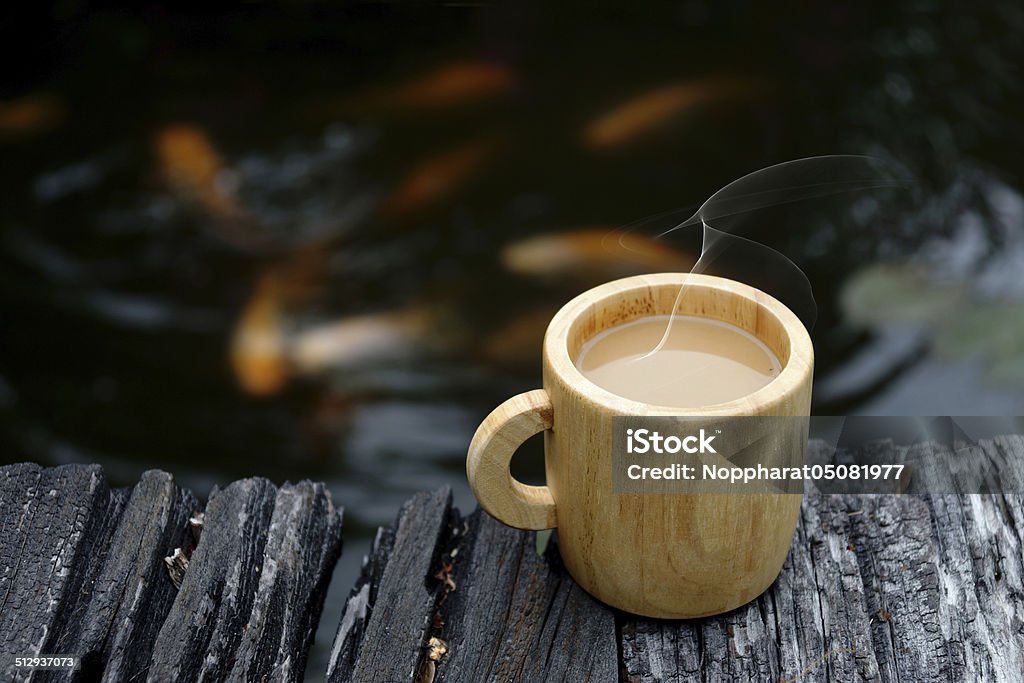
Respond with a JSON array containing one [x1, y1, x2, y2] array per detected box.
[[467, 273, 813, 618]]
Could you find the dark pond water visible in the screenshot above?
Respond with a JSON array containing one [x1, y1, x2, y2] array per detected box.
[[3, 2, 1024, 678]]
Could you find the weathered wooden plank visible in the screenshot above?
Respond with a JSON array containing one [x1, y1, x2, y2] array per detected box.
[[327, 488, 453, 683], [48, 469, 198, 683], [324, 440, 1023, 682], [619, 494, 884, 683], [776, 494, 883, 682], [920, 433, 1024, 493], [147, 477, 278, 682], [1, 466, 344, 682], [437, 511, 618, 683], [619, 442, 1023, 683], [227, 481, 344, 683], [925, 493, 1024, 679], [147, 477, 343, 683], [987, 435, 1024, 492], [837, 439, 1024, 682], [809, 433, 1024, 495], [847, 492, 1024, 682], [326, 525, 395, 678], [0, 463, 127, 683], [850, 494, 952, 681], [5, 439, 1022, 683]]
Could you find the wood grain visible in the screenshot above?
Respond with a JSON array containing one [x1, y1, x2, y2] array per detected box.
[[55, 470, 197, 683], [148, 478, 343, 682], [466, 389, 556, 530], [326, 488, 454, 683], [341, 440, 1022, 681], [4, 438, 1022, 681], [0, 464, 342, 683], [0, 463, 128, 683]]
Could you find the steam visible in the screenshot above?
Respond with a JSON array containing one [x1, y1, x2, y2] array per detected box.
[[662, 155, 906, 235], [625, 155, 909, 359]]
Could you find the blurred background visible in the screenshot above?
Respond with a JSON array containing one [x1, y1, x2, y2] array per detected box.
[[2, 1, 1023, 676]]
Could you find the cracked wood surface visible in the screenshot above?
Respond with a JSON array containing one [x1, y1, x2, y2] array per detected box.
[[326, 488, 455, 683], [334, 438, 1024, 682], [0, 464, 342, 683], [2, 436, 1023, 682]]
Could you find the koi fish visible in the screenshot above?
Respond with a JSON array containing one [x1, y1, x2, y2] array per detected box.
[[345, 62, 515, 113], [230, 271, 288, 397], [377, 140, 492, 219], [228, 240, 337, 395], [583, 78, 754, 150], [501, 229, 695, 284], [154, 123, 249, 221], [0, 93, 64, 139], [290, 305, 444, 374]]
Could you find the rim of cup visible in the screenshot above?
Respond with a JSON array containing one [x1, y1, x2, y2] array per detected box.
[[543, 272, 814, 416]]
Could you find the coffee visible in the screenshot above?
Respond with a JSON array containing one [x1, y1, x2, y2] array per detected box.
[[575, 315, 781, 407]]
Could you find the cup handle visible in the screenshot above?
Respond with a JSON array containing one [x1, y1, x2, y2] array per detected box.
[[467, 389, 557, 530]]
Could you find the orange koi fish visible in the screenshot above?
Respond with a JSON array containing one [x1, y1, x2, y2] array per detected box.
[[583, 78, 754, 150], [154, 124, 241, 219], [501, 229, 695, 284], [377, 139, 492, 219], [290, 305, 444, 374], [230, 271, 289, 397], [0, 93, 65, 139], [347, 62, 515, 113]]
